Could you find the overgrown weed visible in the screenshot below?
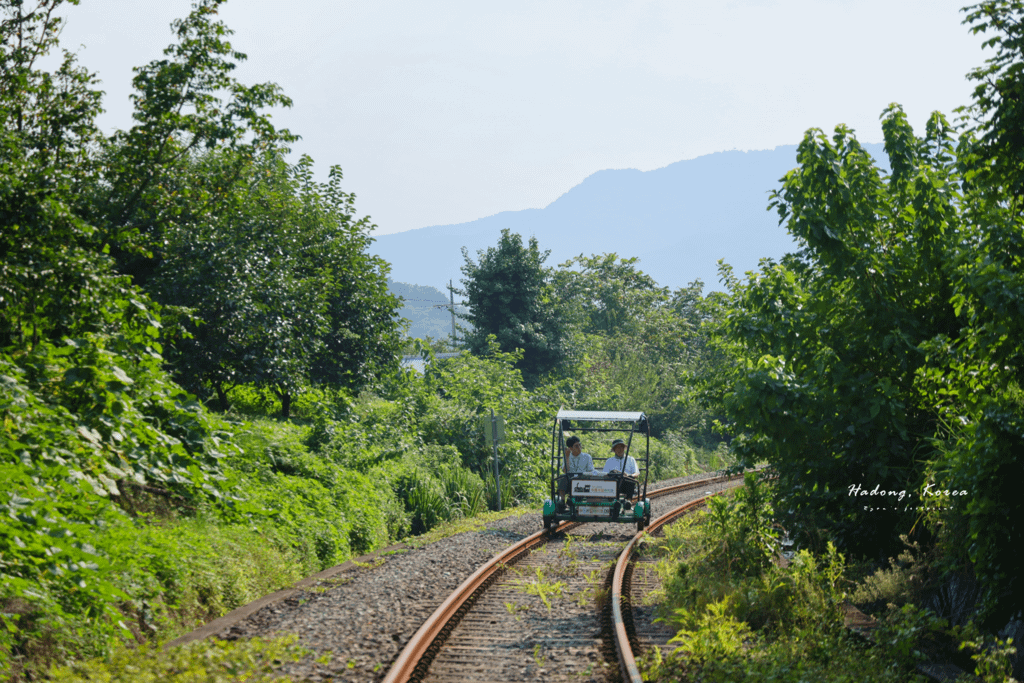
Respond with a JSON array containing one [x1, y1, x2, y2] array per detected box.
[[47, 635, 306, 682], [646, 474, 946, 681]]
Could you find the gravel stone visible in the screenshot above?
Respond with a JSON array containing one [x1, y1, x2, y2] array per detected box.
[[207, 471, 730, 682]]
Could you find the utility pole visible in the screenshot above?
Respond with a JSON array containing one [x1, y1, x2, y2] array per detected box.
[[481, 409, 506, 511], [432, 279, 460, 348], [491, 408, 502, 511], [448, 279, 457, 346]]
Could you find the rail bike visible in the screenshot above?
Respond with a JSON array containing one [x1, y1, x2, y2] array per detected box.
[[542, 409, 652, 531]]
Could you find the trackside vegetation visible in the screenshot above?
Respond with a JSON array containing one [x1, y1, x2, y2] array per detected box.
[[645, 477, 1018, 682], [641, 1, 1024, 678], [0, 4, 722, 679], [5, 0, 1024, 680]]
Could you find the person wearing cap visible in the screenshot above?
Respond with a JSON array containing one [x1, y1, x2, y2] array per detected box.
[[557, 435, 594, 509], [603, 438, 639, 500]]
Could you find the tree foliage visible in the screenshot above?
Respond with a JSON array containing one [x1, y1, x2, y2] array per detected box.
[[713, 1, 1024, 621], [917, 0, 1024, 621], [85, 0, 401, 417], [146, 149, 401, 415], [96, 0, 295, 265], [718, 108, 964, 555], [422, 338, 554, 502], [0, 1, 406, 673], [0, 0, 115, 349], [550, 253, 668, 337], [551, 255, 719, 440], [960, 0, 1024, 202], [458, 228, 567, 386]]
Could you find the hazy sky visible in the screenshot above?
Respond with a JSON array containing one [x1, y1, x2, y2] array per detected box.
[[58, 0, 987, 235]]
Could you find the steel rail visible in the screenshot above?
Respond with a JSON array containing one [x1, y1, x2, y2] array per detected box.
[[382, 519, 580, 683], [383, 471, 741, 683], [611, 491, 731, 683], [642, 472, 734, 501]]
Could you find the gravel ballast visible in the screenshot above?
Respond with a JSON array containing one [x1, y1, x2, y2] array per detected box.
[[175, 471, 725, 682]]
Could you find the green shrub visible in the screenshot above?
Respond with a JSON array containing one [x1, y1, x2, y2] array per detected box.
[[652, 500, 922, 683], [414, 394, 479, 465], [235, 472, 351, 569], [849, 535, 931, 611], [373, 459, 485, 536], [224, 385, 279, 417], [645, 629, 916, 683], [422, 343, 553, 504], [649, 474, 930, 682], [48, 635, 306, 682], [668, 597, 751, 662], [225, 417, 400, 557], [100, 516, 306, 637], [330, 470, 394, 555], [225, 418, 309, 474], [0, 509, 307, 680], [439, 465, 487, 520], [647, 431, 700, 480], [952, 619, 1019, 683]]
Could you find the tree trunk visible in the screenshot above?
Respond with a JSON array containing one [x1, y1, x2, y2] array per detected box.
[[214, 383, 230, 412], [280, 391, 291, 418]]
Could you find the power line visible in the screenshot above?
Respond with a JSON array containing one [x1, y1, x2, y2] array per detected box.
[[398, 303, 467, 309]]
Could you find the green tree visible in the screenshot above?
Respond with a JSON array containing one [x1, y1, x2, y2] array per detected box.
[[709, 1, 1024, 623], [95, 0, 295, 272], [718, 106, 963, 557], [910, 0, 1024, 621], [92, 0, 401, 417], [551, 254, 707, 436], [0, 0, 228, 497], [0, 0, 116, 349], [670, 279, 733, 448], [146, 149, 401, 417], [550, 253, 668, 337], [306, 166, 404, 397], [0, 4, 235, 667], [959, 0, 1024, 203], [458, 229, 567, 386]]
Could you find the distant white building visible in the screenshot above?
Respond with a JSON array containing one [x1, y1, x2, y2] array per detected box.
[[400, 352, 462, 374]]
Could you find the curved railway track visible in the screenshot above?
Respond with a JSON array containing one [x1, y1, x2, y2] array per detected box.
[[383, 472, 744, 683]]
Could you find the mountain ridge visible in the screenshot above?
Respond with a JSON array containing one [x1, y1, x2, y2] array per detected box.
[[372, 143, 889, 293]]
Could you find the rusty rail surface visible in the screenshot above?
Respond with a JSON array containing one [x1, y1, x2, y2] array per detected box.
[[383, 470, 743, 683], [611, 493, 726, 683], [382, 519, 583, 683], [644, 472, 734, 500]]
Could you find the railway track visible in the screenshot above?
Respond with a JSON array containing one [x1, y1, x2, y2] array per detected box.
[[383, 472, 745, 683]]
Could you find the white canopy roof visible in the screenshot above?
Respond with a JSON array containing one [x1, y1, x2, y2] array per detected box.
[[555, 410, 645, 422]]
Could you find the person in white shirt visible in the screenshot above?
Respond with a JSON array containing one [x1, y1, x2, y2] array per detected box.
[[558, 436, 594, 507], [602, 438, 638, 500], [564, 436, 595, 475]]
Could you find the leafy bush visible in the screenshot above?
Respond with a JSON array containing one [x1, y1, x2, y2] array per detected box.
[[225, 417, 400, 557], [668, 598, 751, 662], [373, 459, 485, 536], [651, 481, 924, 682], [100, 517, 306, 637], [849, 535, 931, 612], [423, 341, 553, 504], [316, 394, 420, 468], [48, 635, 306, 682], [646, 433, 694, 481], [644, 630, 914, 683], [0, 338, 234, 678], [952, 619, 1019, 683]]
